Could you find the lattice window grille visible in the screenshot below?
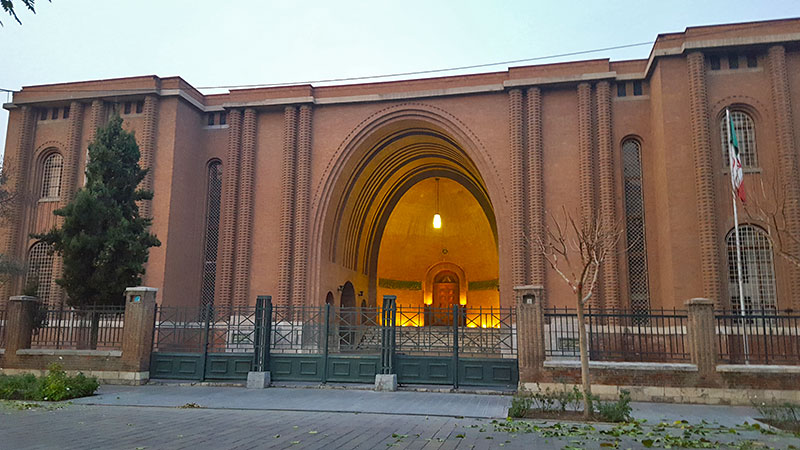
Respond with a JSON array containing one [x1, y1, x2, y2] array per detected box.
[[721, 110, 757, 168], [41, 153, 63, 199], [201, 161, 223, 308], [622, 139, 651, 314], [726, 225, 777, 312], [26, 242, 55, 306]]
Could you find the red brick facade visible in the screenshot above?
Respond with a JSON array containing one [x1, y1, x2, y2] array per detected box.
[[2, 19, 800, 313]]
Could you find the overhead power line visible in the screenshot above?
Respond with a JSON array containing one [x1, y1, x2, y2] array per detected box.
[[0, 20, 781, 94]]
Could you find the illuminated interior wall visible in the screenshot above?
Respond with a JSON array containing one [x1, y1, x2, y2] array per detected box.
[[376, 177, 499, 315]]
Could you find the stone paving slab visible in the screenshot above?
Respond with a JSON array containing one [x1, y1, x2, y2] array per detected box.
[[69, 384, 513, 419]]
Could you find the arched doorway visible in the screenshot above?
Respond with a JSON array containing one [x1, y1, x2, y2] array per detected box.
[[325, 291, 334, 306], [429, 271, 458, 326], [340, 281, 356, 308]]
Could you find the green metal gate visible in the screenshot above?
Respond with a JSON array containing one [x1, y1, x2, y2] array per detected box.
[[150, 300, 266, 381], [150, 295, 517, 387]]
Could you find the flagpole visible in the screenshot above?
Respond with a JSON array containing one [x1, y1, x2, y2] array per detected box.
[[727, 107, 750, 364]]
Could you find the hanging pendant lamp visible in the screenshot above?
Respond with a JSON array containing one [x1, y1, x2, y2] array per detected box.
[[433, 178, 442, 229]]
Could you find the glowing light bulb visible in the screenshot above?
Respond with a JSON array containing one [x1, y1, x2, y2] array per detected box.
[[433, 213, 442, 229]]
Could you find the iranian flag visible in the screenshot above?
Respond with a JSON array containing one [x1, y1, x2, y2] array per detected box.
[[727, 108, 746, 203]]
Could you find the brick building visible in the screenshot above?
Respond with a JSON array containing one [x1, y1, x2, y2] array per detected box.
[[2, 18, 800, 318]]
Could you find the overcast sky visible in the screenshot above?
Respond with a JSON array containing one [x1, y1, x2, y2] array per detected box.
[[1, 0, 798, 157]]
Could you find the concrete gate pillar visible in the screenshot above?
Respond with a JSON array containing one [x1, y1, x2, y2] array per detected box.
[[685, 298, 717, 379], [514, 285, 545, 383], [121, 287, 158, 380], [4, 296, 40, 365]]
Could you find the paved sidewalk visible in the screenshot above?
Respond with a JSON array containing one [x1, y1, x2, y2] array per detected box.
[[69, 384, 514, 418], [1, 385, 797, 449]]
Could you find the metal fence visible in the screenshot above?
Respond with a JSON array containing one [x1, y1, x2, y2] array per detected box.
[[153, 305, 263, 353], [543, 307, 690, 362], [394, 306, 517, 358], [30, 306, 126, 350], [716, 309, 800, 365], [0, 308, 6, 349]]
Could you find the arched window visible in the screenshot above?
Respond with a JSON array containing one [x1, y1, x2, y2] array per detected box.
[[622, 139, 651, 314], [200, 161, 223, 308], [41, 152, 63, 199], [720, 110, 757, 168], [726, 225, 777, 312], [26, 241, 55, 306]]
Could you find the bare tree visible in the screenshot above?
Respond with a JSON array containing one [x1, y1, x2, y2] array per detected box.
[[743, 177, 800, 271], [535, 207, 623, 418], [0, 160, 24, 286]]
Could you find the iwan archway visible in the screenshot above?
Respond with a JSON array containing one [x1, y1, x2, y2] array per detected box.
[[311, 107, 503, 318]]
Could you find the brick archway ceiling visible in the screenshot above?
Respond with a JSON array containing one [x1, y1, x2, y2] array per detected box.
[[331, 125, 495, 275]]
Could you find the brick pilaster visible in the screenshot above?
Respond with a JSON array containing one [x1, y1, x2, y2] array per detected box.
[[138, 95, 158, 218], [767, 45, 800, 310], [292, 105, 313, 307], [277, 107, 298, 307], [0, 107, 36, 305], [596, 81, 620, 309], [60, 101, 84, 205], [687, 52, 722, 305], [86, 100, 105, 144], [577, 83, 597, 304], [215, 109, 243, 312], [233, 108, 257, 309], [509, 89, 527, 288], [525, 87, 546, 305]]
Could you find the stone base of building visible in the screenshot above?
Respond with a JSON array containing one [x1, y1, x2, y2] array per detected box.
[[0, 368, 149, 385], [521, 381, 800, 406]]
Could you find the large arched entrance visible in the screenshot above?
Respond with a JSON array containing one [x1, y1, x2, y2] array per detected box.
[[306, 108, 516, 387], [312, 108, 503, 313]]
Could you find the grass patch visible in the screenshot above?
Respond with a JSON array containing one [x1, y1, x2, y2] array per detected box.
[[0, 364, 99, 401]]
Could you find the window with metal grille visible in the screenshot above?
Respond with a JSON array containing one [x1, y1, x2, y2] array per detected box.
[[201, 161, 223, 308], [41, 153, 63, 199], [26, 241, 55, 306], [721, 110, 757, 168], [726, 225, 777, 312], [622, 139, 651, 314]]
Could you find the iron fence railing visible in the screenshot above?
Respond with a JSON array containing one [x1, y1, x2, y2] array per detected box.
[[0, 308, 6, 349], [716, 309, 800, 365], [270, 305, 327, 354], [393, 306, 517, 357], [543, 307, 690, 362], [30, 306, 126, 350]]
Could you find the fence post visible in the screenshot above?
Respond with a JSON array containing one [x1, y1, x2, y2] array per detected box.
[[376, 295, 398, 391], [120, 287, 158, 384], [197, 303, 213, 382], [248, 295, 272, 389], [253, 297, 264, 371], [686, 298, 717, 378], [4, 296, 40, 366], [322, 303, 331, 383], [453, 303, 460, 389], [514, 285, 546, 385]]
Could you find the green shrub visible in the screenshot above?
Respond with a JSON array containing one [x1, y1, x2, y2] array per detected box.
[[0, 364, 98, 401], [509, 394, 533, 418], [755, 401, 800, 428], [0, 373, 39, 400], [594, 390, 633, 423]]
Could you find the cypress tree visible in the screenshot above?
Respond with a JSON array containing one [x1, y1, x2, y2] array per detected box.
[[36, 114, 161, 308]]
